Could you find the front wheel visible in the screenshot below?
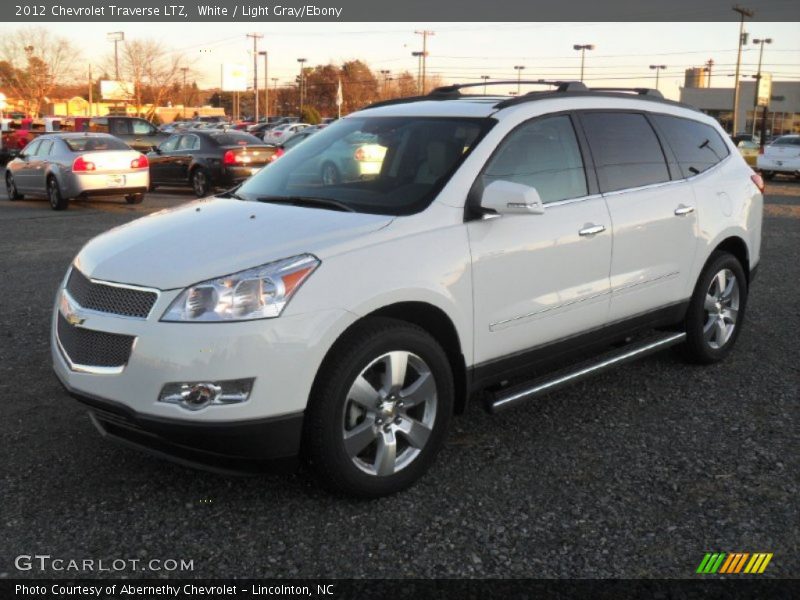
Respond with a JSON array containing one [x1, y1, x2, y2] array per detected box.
[[305, 318, 454, 497], [681, 251, 748, 364]]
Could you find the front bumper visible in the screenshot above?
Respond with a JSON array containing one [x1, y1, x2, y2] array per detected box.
[[64, 385, 303, 473]]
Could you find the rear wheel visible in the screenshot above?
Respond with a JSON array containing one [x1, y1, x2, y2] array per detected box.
[[125, 193, 145, 205], [306, 318, 453, 497], [5, 172, 23, 200], [191, 168, 211, 197], [47, 177, 68, 211], [761, 170, 775, 180], [681, 251, 748, 364]]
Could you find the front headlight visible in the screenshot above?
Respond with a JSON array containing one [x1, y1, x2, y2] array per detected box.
[[161, 254, 319, 322]]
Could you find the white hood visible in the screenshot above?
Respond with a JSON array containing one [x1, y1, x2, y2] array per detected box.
[[74, 198, 393, 289]]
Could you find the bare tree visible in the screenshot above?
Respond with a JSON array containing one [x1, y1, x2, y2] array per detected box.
[[0, 27, 79, 116], [107, 39, 189, 119]]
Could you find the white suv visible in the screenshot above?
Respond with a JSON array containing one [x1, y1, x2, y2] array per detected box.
[[52, 82, 764, 497]]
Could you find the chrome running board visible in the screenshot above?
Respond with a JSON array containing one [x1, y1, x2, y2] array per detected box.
[[488, 332, 686, 414]]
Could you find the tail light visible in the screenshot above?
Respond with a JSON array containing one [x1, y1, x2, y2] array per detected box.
[[223, 150, 237, 165], [268, 148, 285, 163], [751, 173, 765, 193], [130, 154, 148, 169], [72, 156, 96, 172], [273, 131, 283, 137]]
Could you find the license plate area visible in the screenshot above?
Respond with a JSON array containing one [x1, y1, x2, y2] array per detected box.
[[107, 174, 126, 187]]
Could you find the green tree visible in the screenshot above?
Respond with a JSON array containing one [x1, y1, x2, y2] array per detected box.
[[300, 106, 321, 125]]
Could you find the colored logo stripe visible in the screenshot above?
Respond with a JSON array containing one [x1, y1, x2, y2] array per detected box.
[[697, 552, 773, 574]]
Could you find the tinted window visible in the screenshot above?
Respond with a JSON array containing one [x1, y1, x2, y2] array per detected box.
[[132, 120, 155, 135], [159, 135, 180, 153], [481, 115, 587, 203], [652, 115, 729, 178], [581, 112, 669, 193], [178, 134, 200, 151], [90, 118, 108, 133], [22, 140, 41, 156], [110, 120, 130, 136], [773, 136, 800, 146], [211, 132, 263, 146], [37, 139, 54, 156], [63, 136, 130, 152]]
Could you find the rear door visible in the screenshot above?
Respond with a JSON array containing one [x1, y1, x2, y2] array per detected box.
[[30, 138, 55, 194], [578, 111, 698, 321]]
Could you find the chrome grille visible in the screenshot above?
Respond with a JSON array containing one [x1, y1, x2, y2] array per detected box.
[[57, 313, 135, 368], [65, 268, 157, 319]]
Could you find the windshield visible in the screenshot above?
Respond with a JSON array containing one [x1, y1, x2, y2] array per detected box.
[[237, 116, 493, 215]]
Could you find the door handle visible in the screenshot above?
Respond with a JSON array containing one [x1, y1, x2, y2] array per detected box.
[[674, 204, 695, 216], [579, 224, 606, 237]]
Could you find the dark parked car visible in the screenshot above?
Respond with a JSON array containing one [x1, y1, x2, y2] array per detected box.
[[147, 130, 277, 197], [88, 117, 169, 153]]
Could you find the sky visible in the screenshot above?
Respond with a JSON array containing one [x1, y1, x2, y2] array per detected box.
[[4, 21, 800, 101]]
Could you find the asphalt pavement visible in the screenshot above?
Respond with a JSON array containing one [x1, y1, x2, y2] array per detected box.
[[1, 174, 798, 579]]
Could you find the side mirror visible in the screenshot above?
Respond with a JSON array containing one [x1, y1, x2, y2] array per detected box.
[[153, 146, 163, 155], [480, 180, 545, 216], [18, 152, 27, 160]]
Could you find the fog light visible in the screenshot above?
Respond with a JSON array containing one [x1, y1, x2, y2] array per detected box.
[[159, 378, 254, 411]]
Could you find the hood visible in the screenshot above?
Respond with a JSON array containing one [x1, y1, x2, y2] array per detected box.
[[75, 198, 393, 289]]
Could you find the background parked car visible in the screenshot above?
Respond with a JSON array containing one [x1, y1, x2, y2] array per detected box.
[[87, 116, 169, 153], [263, 123, 311, 144], [4, 133, 148, 210], [147, 130, 277, 196], [266, 127, 319, 162], [757, 134, 800, 179], [737, 139, 759, 167]]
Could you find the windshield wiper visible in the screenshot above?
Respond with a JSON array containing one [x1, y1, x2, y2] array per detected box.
[[218, 186, 245, 200], [256, 195, 355, 212]]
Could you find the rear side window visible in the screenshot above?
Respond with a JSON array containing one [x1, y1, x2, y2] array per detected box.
[[90, 119, 108, 133], [652, 115, 730, 178], [580, 112, 670, 193], [37, 140, 54, 156], [773, 136, 800, 146], [178, 134, 200, 151], [132, 120, 155, 135], [110, 120, 131, 136], [481, 115, 587, 203]]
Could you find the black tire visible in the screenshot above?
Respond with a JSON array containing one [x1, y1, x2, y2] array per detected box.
[[680, 251, 748, 364], [305, 317, 454, 497], [5, 172, 23, 200], [190, 168, 211, 197], [320, 162, 341, 185], [761, 170, 775, 181], [47, 176, 68, 211], [125, 193, 145, 205]]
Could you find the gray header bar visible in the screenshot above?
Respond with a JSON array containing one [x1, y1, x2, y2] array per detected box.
[[4, 0, 799, 22]]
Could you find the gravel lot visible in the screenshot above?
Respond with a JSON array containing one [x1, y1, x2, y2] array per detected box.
[[1, 175, 798, 579]]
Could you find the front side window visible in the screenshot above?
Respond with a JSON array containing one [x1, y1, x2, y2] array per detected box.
[[652, 115, 730, 178], [132, 120, 155, 135], [580, 112, 670, 193], [480, 115, 587, 203], [22, 140, 41, 156], [36, 139, 54, 156], [238, 116, 493, 215], [110, 120, 130, 136]]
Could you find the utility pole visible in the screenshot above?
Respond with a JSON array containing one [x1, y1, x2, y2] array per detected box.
[[481, 75, 490, 94], [412, 51, 424, 94], [247, 33, 263, 122], [380, 69, 391, 97], [107, 32, 124, 80], [649, 65, 667, 90], [180, 67, 189, 118], [732, 5, 754, 134], [259, 51, 269, 119], [297, 58, 307, 113], [415, 30, 434, 94], [271, 78, 278, 115], [704, 58, 714, 87]]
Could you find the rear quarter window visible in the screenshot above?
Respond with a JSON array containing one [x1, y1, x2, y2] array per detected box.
[[651, 115, 730, 178], [579, 112, 670, 193]]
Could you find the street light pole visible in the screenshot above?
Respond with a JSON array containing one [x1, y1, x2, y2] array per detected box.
[[259, 51, 268, 119], [649, 65, 667, 90], [180, 67, 189, 118], [752, 37, 772, 140], [297, 58, 307, 113], [513, 65, 525, 95], [481, 75, 490, 94], [247, 33, 263, 122], [106, 32, 124, 80], [732, 5, 754, 134], [573, 44, 594, 82]]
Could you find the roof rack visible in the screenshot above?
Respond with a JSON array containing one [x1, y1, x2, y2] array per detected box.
[[589, 87, 664, 99], [429, 80, 587, 96]]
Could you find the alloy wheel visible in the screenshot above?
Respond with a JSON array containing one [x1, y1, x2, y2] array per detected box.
[[703, 268, 740, 349], [342, 351, 437, 477]]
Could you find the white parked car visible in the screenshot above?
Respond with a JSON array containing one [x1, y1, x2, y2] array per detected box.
[[262, 122, 311, 144], [757, 134, 800, 179], [52, 82, 763, 496]]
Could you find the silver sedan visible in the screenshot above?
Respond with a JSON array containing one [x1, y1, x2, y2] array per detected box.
[[4, 133, 150, 210]]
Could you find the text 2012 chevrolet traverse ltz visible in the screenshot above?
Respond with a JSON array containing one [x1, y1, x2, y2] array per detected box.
[[53, 82, 763, 497]]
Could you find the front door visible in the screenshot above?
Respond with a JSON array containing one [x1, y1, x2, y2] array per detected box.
[[468, 114, 613, 366]]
